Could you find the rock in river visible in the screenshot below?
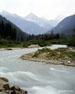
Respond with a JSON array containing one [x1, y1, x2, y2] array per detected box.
[[0, 77, 28, 94]]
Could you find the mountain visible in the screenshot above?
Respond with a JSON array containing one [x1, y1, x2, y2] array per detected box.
[[25, 13, 38, 22], [1, 11, 65, 35], [0, 15, 29, 41], [1, 10, 22, 19], [25, 13, 54, 30], [25, 13, 64, 28], [1, 11, 49, 35], [47, 14, 75, 35]]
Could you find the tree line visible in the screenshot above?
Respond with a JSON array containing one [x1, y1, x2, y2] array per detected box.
[[0, 20, 75, 47]]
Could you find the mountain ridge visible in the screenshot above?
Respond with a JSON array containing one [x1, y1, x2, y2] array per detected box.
[[47, 14, 75, 35], [1, 11, 49, 35], [0, 15, 29, 41], [1, 11, 56, 35]]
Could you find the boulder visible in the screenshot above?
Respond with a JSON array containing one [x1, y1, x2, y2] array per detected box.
[[3, 84, 10, 90], [11, 86, 20, 91], [0, 77, 9, 82], [6, 48, 12, 50], [11, 89, 27, 94], [0, 77, 10, 90], [11, 86, 28, 94], [0, 77, 28, 94]]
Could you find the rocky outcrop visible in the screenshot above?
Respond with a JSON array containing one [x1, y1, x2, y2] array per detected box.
[[0, 77, 28, 94]]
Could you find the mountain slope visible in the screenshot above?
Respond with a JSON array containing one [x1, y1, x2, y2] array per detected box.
[[48, 14, 75, 35], [1, 11, 48, 35], [0, 15, 29, 41], [25, 13, 54, 30], [25, 13, 65, 29]]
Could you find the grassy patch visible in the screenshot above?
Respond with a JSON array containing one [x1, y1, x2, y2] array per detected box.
[[33, 48, 75, 59]]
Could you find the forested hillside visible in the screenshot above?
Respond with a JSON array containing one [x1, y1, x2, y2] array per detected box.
[[0, 15, 30, 41]]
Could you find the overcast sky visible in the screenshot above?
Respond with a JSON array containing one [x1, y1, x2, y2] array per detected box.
[[0, 0, 75, 19]]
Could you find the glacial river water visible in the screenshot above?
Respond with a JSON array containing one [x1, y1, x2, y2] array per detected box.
[[0, 45, 75, 94]]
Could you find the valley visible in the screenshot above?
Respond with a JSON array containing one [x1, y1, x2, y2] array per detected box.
[[0, 7, 75, 94]]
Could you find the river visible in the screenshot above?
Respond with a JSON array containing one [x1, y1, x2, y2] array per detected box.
[[0, 46, 75, 94]]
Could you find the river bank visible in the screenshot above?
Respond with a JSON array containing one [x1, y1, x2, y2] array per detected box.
[[21, 47, 75, 67], [0, 48, 23, 51]]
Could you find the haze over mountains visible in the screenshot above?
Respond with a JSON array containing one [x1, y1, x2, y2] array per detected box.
[[48, 14, 75, 35], [25, 13, 54, 29], [1, 10, 75, 35], [0, 11, 62, 35]]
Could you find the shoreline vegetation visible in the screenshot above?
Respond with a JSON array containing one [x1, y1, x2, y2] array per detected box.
[[21, 48, 75, 67], [0, 28, 75, 50], [0, 29, 75, 49]]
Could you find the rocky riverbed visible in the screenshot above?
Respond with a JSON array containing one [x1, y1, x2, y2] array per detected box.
[[0, 77, 27, 94]]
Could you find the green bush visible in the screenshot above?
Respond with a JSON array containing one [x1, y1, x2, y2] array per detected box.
[[68, 38, 75, 47], [23, 40, 51, 48], [0, 38, 23, 48]]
